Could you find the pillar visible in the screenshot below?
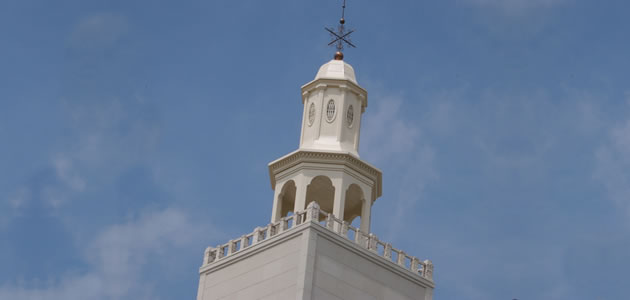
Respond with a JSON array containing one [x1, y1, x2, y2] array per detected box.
[[332, 177, 348, 232], [270, 181, 284, 223], [293, 173, 309, 213], [360, 197, 372, 233]]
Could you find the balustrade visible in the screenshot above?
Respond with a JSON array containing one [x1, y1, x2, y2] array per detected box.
[[200, 202, 433, 281]]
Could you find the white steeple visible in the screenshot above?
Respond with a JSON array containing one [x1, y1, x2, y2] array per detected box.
[[197, 5, 435, 298], [197, 57, 435, 300], [268, 58, 381, 233], [299, 59, 366, 156]]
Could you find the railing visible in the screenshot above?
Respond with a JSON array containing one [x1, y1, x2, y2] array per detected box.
[[202, 202, 433, 281]]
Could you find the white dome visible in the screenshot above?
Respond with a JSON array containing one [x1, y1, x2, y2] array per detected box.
[[314, 59, 358, 84]]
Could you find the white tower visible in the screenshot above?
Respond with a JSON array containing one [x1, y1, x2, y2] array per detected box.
[[269, 58, 381, 234], [196, 57, 435, 300]]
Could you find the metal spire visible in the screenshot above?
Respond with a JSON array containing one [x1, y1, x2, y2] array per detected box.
[[325, 0, 356, 60]]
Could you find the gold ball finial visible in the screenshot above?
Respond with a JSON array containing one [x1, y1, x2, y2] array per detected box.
[[334, 51, 344, 60]]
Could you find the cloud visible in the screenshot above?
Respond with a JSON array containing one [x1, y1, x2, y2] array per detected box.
[[1, 98, 158, 216], [68, 13, 128, 50], [27, 97, 161, 212], [461, 0, 567, 15], [53, 157, 85, 192], [361, 97, 420, 164], [361, 95, 438, 239], [594, 110, 630, 217], [1, 188, 30, 229], [0, 208, 213, 300], [7, 187, 30, 210], [611, 119, 630, 159], [64, 99, 160, 170]]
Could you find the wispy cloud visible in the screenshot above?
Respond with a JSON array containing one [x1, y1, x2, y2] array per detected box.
[[0, 208, 214, 300], [461, 0, 568, 16], [7, 187, 30, 210], [68, 13, 128, 50], [361, 97, 421, 164], [594, 98, 630, 218], [1, 187, 30, 229], [32, 97, 161, 210], [361, 95, 438, 239]]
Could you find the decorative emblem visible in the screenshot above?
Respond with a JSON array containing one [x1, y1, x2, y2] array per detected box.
[[346, 105, 354, 127], [326, 100, 336, 122], [308, 102, 316, 126], [325, 0, 356, 60]]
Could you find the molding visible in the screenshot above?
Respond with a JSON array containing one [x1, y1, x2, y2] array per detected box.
[[199, 223, 307, 274], [274, 163, 375, 189], [310, 223, 436, 289], [268, 150, 382, 198], [301, 78, 368, 109], [199, 222, 434, 290]]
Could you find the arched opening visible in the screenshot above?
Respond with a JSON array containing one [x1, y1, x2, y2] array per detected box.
[[343, 184, 364, 223], [305, 176, 335, 217], [350, 216, 361, 228], [278, 180, 296, 218]]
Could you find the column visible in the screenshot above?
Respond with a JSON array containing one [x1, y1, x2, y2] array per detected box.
[[293, 173, 309, 213], [332, 177, 346, 231], [359, 197, 372, 233], [270, 181, 284, 223]]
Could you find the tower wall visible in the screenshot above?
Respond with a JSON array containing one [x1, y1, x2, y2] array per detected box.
[[197, 207, 434, 300], [312, 234, 431, 300], [196, 234, 302, 300], [198, 58, 433, 300]]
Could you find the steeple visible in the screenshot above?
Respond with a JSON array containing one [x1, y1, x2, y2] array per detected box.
[[196, 4, 435, 300], [268, 1, 380, 233], [299, 59, 364, 155], [268, 58, 381, 233]]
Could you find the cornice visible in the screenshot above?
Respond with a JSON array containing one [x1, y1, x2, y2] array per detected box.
[[199, 221, 435, 289], [311, 222, 435, 289], [301, 78, 368, 107], [268, 150, 383, 197]]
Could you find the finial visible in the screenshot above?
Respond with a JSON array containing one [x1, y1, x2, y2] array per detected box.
[[325, 0, 356, 60]]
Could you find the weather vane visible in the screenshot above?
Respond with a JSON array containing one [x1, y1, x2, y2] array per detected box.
[[325, 0, 356, 60]]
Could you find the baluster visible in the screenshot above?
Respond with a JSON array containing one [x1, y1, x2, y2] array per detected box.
[[227, 240, 236, 255], [209, 248, 217, 263], [423, 260, 434, 280], [278, 218, 286, 234], [306, 202, 320, 222], [203, 247, 211, 265], [267, 223, 274, 237], [384, 244, 392, 260], [397, 251, 406, 266], [252, 227, 263, 244], [216, 244, 224, 259], [326, 213, 334, 230], [341, 221, 349, 238], [368, 234, 378, 253], [240, 235, 249, 249], [292, 213, 299, 227], [354, 230, 363, 247], [411, 257, 420, 272]]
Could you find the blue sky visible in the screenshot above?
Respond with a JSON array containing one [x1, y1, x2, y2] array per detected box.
[[1, 0, 630, 299]]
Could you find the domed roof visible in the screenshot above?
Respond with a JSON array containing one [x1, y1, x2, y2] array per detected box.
[[314, 59, 358, 84]]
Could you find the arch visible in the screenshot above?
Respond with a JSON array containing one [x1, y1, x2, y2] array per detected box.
[[276, 180, 296, 219], [305, 176, 335, 216], [343, 184, 364, 223]]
